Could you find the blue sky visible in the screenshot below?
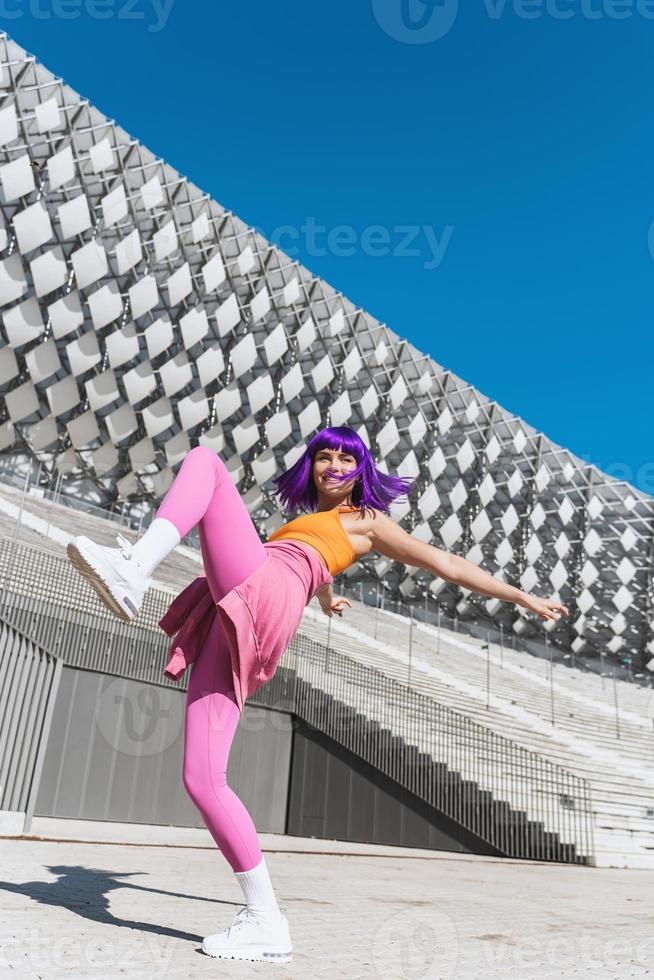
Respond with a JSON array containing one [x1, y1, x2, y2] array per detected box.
[[8, 2, 653, 493]]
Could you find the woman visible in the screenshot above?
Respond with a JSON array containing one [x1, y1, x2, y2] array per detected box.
[[67, 425, 568, 964]]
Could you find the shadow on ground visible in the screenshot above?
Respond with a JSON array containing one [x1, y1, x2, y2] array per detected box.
[[0, 863, 239, 945]]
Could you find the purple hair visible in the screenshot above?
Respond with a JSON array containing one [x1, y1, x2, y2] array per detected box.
[[271, 426, 416, 515]]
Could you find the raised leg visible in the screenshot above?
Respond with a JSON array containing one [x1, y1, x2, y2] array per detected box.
[[154, 445, 267, 603]]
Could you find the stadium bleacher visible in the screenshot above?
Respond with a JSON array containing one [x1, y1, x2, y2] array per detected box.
[[2, 474, 652, 869]]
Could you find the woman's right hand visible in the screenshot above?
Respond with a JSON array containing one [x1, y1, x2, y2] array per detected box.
[[319, 596, 352, 618]]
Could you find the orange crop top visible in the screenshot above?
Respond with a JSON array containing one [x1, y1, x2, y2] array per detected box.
[[267, 505, 358, 575]]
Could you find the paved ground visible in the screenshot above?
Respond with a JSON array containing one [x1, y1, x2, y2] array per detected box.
[[1, 822, 653, 979]]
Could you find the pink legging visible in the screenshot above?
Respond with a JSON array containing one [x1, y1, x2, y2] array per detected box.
[[155, 445, 267, 872]]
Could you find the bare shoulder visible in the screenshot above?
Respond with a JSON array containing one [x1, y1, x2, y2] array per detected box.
[[352, 507, 393, 529], [365, 508, 453, 574], [367, 508, 403, 539], [342, 506, 392, 536]]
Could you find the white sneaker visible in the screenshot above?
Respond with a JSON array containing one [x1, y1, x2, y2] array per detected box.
[[66, 533, 152, 623], [201, 905, 293, 964]]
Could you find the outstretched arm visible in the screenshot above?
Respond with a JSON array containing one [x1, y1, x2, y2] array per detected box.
[[370, 511, 569, 623]]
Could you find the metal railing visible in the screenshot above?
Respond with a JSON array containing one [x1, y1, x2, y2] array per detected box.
[[330, 603, 654, 748], [0, 529, 595, 864], [340, 581, 654, 738], [0, 535, 178, 689], [344, 578, 648, 686], [2, 465, 647, 690], [0, 466, 202, 548], [0, 465, 137, 531], [251, 635, 594, 864]]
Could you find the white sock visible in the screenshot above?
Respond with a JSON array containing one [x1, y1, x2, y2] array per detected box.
[[130, 517, 181, 578], [234, 856, 282, 922]]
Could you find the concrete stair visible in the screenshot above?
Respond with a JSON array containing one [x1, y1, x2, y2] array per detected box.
[[299, 603, 654, 869], [296, 683, 586, 863]]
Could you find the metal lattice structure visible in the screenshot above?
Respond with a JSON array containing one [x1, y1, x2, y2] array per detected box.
[[0, 33, 652, 669]]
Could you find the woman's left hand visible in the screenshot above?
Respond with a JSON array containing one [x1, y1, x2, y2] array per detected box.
[[320, 596, 352, 618], [520, 594, 570, 622]]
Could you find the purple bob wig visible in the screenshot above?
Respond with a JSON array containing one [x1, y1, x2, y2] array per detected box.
[[271, 426, 416, 515]]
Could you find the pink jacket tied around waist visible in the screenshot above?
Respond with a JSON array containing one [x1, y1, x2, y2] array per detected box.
[[158, 539, 334, 713]]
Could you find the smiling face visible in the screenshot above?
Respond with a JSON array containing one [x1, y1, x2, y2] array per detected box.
[[313, 445, 358, 508]]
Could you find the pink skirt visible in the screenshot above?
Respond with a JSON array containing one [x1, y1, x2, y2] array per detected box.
[[214, 539, 333, 712]]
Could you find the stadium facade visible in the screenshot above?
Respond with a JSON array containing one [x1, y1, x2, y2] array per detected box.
[[0, 33, 652, 671]]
